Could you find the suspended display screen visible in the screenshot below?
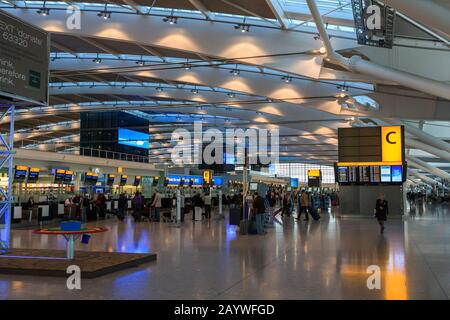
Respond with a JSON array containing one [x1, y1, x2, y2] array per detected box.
[[120, 175, 128, 186], [27, 168, 40, 182], [118, 128, 149, 149], [106, 174, 115, 186], [134, 176, 142, 187], [64, 170, 73, 183], [336, 164, 405, 185], [84, 172, 99, 185], [14, 166, 28, 182], [54, 169, 66, 183]]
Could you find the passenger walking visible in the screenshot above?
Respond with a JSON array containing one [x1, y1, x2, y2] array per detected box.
[[192, 193, 204, 221], [117, 193, 127, 221], [252, 192, 266, 235], [132, 191, 144, 222], [374, 193, 389, 234], [203, 192, 212, 219], [151, 190, 162, 222], [297, 190, 309, 221], [80, 195, 89, 223]]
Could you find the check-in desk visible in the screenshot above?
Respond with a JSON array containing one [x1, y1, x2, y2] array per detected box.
[[106, 201, 112, 212], [63, 204, 78, 218], [38, 205, 50, 221]]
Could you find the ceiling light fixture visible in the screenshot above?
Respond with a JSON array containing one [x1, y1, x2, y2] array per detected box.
[[97, 11, 111, 20], [163, 16, 178, 24], [156, 86, 163, 92], [281, 76, 292, 83], [136, 60, 145, 66], [227, 93, 236, 98], [234, 24, 250, 33], [191, 87, 199, 94], [234, 17, 250, 32], [230, 64, 240, 76], [37, 8, 50, 16]]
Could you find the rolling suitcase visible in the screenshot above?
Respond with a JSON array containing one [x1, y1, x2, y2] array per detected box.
[[248, 217, 258, 235], [310, 207, 320, 221], [194, 207, 202, 221], [239, 220, 249, 235]]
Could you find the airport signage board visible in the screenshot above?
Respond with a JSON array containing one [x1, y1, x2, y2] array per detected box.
[[308, 170, 321, 187], [337, 126, 406, 185], [0, 10, 49, 104], [338, 126, 405, 165], [168, 175, 203, 186]]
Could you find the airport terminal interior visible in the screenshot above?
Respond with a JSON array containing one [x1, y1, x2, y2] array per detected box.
[[0, 0, 449, 300]]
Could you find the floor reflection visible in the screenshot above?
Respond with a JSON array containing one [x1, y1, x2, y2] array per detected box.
[[2, 204, 449, 300]]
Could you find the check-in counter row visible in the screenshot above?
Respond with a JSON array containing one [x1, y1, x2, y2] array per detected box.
[[10, 200, 136, 224]]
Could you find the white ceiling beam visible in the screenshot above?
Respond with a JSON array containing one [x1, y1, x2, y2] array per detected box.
[[77, 36, 121, 58], [136, 44, 167, 62], [121, 0, 146, 14], [265, 0, 289, 29], [220, 0, 279, 27], [188, 0, 214, 21], [51, 42, 80, 58]]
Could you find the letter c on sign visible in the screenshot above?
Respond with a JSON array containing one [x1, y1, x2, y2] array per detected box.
[[386, 131, 396, 144]]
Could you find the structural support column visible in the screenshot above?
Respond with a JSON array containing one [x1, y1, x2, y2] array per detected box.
[[406, 139, 450, 162], [407, 156, 450, 181], [306, 0, 450, 100], [0, 105, 14, 254], [409, 170, 447, 190], [382, 0, 450, 38], [373, 118, 450, 159]]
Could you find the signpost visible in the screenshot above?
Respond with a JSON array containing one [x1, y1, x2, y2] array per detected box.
[[0, 10, 49, 253], [0, 9, 49, 105]]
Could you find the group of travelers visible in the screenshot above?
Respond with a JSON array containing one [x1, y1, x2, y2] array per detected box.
[[63, 193, 107, 222]]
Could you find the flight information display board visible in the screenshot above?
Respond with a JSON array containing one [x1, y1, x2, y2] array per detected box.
[[337, 126, 406, 186], [14, 166, 28, 182], [27, 168, 40, 182], [54, 169, 66, 183], [106, 174, 115, 186], [64, 170, 73, 183], [134, 176, 142, 187], [336, 164, 405, 185]]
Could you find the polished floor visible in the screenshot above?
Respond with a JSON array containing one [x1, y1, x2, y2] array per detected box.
[[1, 203, 449, 300]]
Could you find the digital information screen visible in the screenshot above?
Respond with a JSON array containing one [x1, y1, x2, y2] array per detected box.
[[120, 175, 128, 186], [338, 167, 348, 183], [107, 174, 115, 186], [348, 166, 358, 183], [27, 168, 40, 182], [85, 172, 99, 185], [381, 166, 391, 182], [54, 169, 66, 183], [64, 170, 73, 183], [14, 166, 28, 182], [391, 166, 403, 182], [359, 166, 370, 183], [337, 165, 404, 185], [250, 182, 258, 191], [118, 128, 149, 149], [370, 166, 380, 183], [291, 178, 299, 188], [168, 175, 203, 186], [134, 176, 142, 186], [213, 177, 223, 186]]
